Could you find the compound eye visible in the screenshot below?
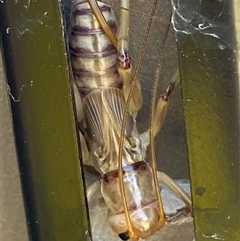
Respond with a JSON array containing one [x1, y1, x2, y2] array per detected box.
[[118, 231, 129, 240]]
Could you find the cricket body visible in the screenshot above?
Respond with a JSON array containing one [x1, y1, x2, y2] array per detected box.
[[69, 0, 192, 240]]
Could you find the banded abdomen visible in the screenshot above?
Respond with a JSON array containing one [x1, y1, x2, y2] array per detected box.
[[69, 0, 122, 96], [69, 1, 162, 238], [69, 0, 146, 175]]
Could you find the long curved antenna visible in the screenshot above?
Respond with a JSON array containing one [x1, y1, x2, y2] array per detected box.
[[117, 1, 136, 238], [147, 5, 173, 229], [117, 0, 160, 238]]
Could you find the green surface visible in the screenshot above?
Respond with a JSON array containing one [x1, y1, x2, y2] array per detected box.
[[0, 1, 91, 241], [176, 1, 240, 240]]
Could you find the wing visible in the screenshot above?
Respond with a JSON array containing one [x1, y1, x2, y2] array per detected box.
[[83, 90, 109, 146], [101, 87, 134, 149], [83, 90, 110, 171]]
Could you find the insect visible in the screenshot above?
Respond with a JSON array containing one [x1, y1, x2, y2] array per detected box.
[[68, 0, 192, 240]]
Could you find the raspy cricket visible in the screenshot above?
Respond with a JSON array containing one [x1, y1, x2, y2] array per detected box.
[[68, 0, 193, 240]]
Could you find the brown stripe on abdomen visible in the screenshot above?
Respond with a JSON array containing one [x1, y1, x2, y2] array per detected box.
[[69, 0, 121, 96]]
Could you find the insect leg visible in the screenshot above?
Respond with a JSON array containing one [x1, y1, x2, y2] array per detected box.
[[157, 171, 192, 210], [88, 0, 142, 116], [117, 0, 143, 117], [153, 69, 180, 136], [87, 180, 101, 202], [148, 69, 180, 231]]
